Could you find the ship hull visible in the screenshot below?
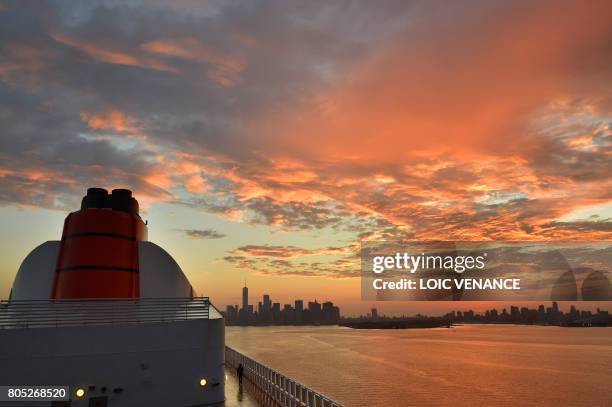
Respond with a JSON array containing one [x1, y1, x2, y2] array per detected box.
[[0, 318, 225, 406]]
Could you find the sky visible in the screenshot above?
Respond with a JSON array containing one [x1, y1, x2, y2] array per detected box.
[[0, 0, 611, 316]]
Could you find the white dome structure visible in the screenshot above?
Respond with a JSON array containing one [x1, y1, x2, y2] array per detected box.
[[11, 240, 195, 301]]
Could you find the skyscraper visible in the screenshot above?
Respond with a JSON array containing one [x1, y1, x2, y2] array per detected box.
[[263, 294, 271, 312], [308, 300, 321, 324], [295, 300, 303, 324], [242, 284, 249, 312], [322, 301, 334, 324]]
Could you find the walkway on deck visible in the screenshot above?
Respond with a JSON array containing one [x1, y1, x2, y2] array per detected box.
[[224, 346, 343, 407], [224, 365, 260, 407]]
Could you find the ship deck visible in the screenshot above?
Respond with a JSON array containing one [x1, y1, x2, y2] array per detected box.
[[223, 365, 260, 407]]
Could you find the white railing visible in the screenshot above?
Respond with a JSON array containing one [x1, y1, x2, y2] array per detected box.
[[226, 346, 344, 407], [0, 297, 210, 329]]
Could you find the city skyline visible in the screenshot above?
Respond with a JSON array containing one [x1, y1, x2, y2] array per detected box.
[[445, 302, 611, 326], [223, 283, 340, 325]]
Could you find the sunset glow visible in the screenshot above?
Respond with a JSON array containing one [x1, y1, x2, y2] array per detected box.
[[0, 0, 610, 314]]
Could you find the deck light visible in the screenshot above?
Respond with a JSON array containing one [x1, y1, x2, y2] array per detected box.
[[199, 378, 207, 387], [75, 388, 85, 398]]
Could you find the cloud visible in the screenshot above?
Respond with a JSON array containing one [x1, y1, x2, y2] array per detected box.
[[50, 33, 177, 73], [181, 228, 226, 239], [229, 244, 346, 258], [0, 0, 611, 273], [141, 37, 245, 86], [80, 109, 139, 133], [542, 219, 612, 233], [223, 253, 358, 278]]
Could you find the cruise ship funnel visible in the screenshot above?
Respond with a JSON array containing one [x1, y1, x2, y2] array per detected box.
[[51, 188, 147, 299]]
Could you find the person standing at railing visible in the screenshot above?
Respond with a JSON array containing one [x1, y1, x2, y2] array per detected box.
[[237, 363, 244, 385]]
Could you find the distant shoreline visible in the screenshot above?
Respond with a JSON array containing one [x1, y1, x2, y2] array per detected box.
[[340, 319, 450, 329], [227, 321, 612, 329], [454, 321, 612, 328]]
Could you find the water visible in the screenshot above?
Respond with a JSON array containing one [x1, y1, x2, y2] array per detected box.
[[226, 325, 612, 407]]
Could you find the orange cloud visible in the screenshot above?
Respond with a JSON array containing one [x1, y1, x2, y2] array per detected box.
[[566, 135, 595, 149], [80, 110, 139, 133], [251, 1, 610, 162], [229, 244, 346, 258], [210, 0, 612, 241], [2, 0, 611, 251], [0, 42, 53, 87], [141, 37, 245, 86], [51, 33, 177, 73]]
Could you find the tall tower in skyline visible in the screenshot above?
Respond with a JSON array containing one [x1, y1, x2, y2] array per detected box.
[[242, 283, 249, 311], [263, 294, 271, 312], [295, 300, 303, 324]]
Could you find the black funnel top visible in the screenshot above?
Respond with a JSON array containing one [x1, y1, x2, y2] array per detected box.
[[80, 188, 139, 215]]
